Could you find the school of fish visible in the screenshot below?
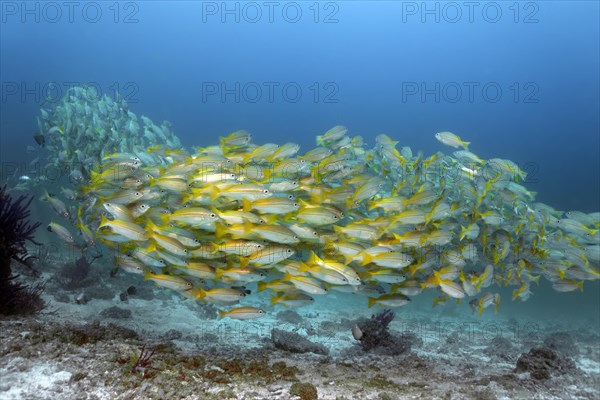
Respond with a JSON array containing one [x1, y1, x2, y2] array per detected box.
[[42, 124, 596, 321], [16, 85, 181, 193]]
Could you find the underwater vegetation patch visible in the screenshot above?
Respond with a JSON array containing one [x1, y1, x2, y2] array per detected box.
[[0, 185, 44, 316]]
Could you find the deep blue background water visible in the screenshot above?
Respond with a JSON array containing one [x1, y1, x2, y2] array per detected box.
[[2, 1, 599, 211], [1, 2, 598, 319]]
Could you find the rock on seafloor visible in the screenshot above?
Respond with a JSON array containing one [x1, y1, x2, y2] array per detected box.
[[271, 328, 329, 356]]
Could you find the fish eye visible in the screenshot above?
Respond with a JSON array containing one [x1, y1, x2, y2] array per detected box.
[[186, 282, 192, 287], [312, 231, 318, 236], [239, 293, 245, 297], [293, 203, 299, 207], [210, 213, 216, 218], [287, 249, 293, 253], [135, 191, 141, 196], [333, 215, 338, 219], [263, 189, 270, 194], [183, 249, 188, 254], [288, 195, 294, 200]]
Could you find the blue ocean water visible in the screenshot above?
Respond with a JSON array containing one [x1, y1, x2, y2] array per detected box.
[[2, 2, 598, 209], [0, 3, 599, 397], [2, 1, 598, 304]]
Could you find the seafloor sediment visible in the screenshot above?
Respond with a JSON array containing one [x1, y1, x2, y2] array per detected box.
[[1, 257, 598, 400]]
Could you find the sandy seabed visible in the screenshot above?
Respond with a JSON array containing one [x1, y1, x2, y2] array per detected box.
[[1, 258, 599, 400]]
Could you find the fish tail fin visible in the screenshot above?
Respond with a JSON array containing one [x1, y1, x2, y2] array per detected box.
[[193, 288, 206, 301], [308, 250, 321, 265], [145, 241, 157, 254], [297, 262, 311, 273], [39, 189, 50, 202], [408, 263, 418, 277], [270, 295, 279, 306], [260, 167, 273, 184], [311, 164, 322, 183], [242, 199, 252, 212], [99, 215, 109, 228], [511, 289, 518, 301], [218, 310, 226, 319], [367, 297, 376, 308], [360, 254, 373, 267], [432, 271, 442, 286], [215, 222, 227, 239], [210, 186, 220, 201], [257, 281, 267, 293], [345, 197, 356, 211], [145, 219, 158, 235], [367, 200, 378, 211], [160, 213, 171, 225], [459, 226, 467, 241], [332, 225, 342, 235], [143, 270, 152, 281]]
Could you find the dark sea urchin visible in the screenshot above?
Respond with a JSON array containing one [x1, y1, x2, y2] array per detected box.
[[0, 185, 45, 315]]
